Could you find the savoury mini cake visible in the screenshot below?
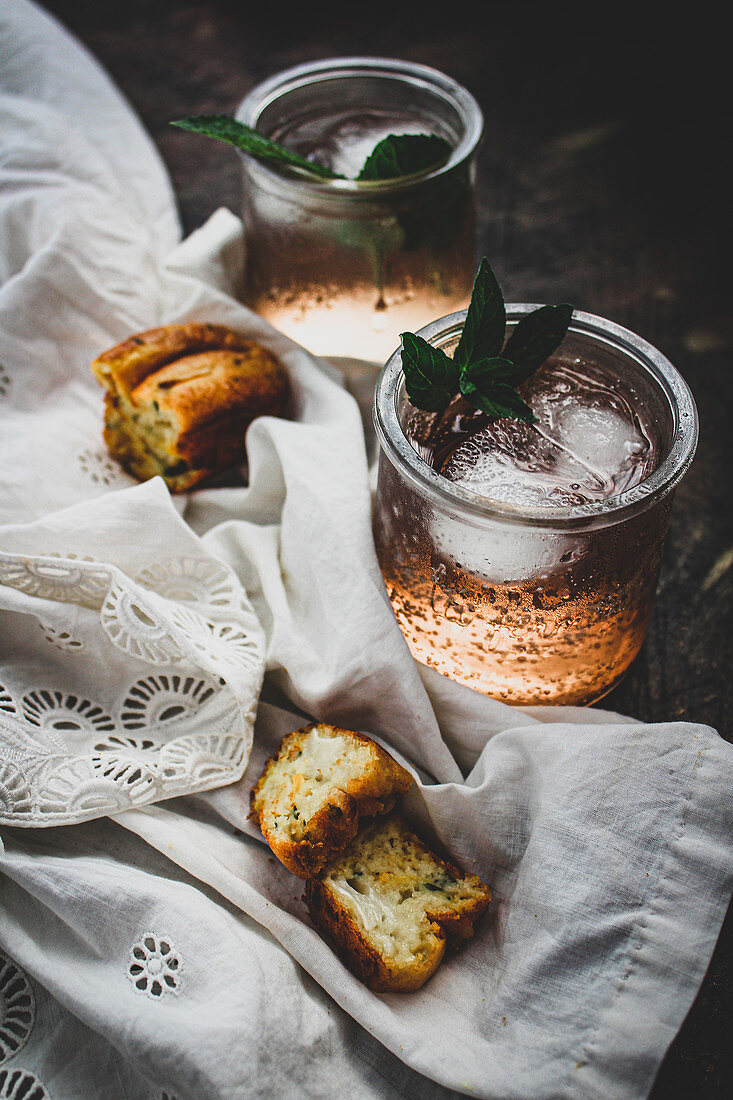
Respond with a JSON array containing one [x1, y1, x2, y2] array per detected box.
[[250, 723, 413, 878], [91, 322, 290, 491], [305, 813, 491, 992]]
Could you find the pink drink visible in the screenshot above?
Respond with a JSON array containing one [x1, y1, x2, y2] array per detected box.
[[373, 308, 698, 705]]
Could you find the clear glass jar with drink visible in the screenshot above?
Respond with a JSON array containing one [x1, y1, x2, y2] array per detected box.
[[236, 58, 483, 382], [373, 306, 698, 706]]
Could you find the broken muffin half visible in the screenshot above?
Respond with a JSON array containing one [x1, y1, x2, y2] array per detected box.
[[250, 723, 414, 878], [92, 322, 290, 491]]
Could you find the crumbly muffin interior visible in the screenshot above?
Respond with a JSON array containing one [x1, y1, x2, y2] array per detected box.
[[112, 392, 180, 471], [321, 817, 488, 963], [256, 725, 374, 841]]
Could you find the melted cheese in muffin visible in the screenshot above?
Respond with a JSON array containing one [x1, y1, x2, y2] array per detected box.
[[260, 726, 374, 840]]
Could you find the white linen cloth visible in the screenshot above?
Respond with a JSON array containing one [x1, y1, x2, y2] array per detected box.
[[1, 3, 732, 1099]]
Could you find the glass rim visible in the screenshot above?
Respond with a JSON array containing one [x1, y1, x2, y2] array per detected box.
[[235, 56, 483, 196], [373, 306, 699, 530]]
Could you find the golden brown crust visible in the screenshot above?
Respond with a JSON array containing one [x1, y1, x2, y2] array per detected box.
[[249, 724, 413, 879], [131, 349, 288, 428], [92, 323, 290, 492], [91, 322, 260, 400]]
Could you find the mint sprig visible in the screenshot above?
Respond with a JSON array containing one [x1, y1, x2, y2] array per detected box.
[[171, 117, 451, 183], [501, 303, 575, 384], [400, 258, 573, 424]]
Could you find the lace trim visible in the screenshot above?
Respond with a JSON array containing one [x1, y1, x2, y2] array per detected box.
[[0, 554, 110, 608], [0, 552, 264, 826], [119, 674, 218, 729], [136, 557, 245, 612], [0, 674, 248, 823]]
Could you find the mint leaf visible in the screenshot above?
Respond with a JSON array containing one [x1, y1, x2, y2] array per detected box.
[[170, 115, 343, 180], [453, 258, 506, 369], [357, 134, 452, 181], [463, 382, 537, 424], [400, 332, 459, 412], [459, 356, 524, 391], [502, 303, 574, 383]]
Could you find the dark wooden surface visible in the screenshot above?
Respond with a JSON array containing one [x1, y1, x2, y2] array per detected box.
[[40, 2, 733, 1096]]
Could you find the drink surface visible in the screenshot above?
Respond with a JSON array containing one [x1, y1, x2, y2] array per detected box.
[[270, 107, 448, 178], [411, 353, 660, 509]]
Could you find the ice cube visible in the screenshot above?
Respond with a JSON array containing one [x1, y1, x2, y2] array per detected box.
[[417, 355, 658, 580], [441, 421, 590, 508], [430, 509, 578, 583], [552, 405, 650, 496]]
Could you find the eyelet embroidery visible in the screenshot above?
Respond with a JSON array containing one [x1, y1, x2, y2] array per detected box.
[[37, 755, 158, 816], [0, 954, 36, 1064], [0, 713, 56, 772], [182, 617, 263, 680], [93, 733, 161, 756], [0, 1068, 49, 1099], [0, 554, 111, 608], [159, 732, 245, 785], [135, 557, 242, 611], [0, 762, 34, 819], [21, 692, 114, 754], [0, 552, 264, 826], [38, 622, 84, 652], [127, 936, 182, 1000], [100, 583, 188, 664], [119, 674, 218, 730], [205, 621, 262, 660], [22, 691, 114, 731], [76, 447, 129, 487], [0, 668, 246, 825]]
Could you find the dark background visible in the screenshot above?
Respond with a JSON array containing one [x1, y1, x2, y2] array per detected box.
[[39, 2, 733, 1096]]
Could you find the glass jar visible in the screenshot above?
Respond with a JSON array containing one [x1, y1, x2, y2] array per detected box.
[[373, 307, 698, 706], [236, 57, 483, 396]]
